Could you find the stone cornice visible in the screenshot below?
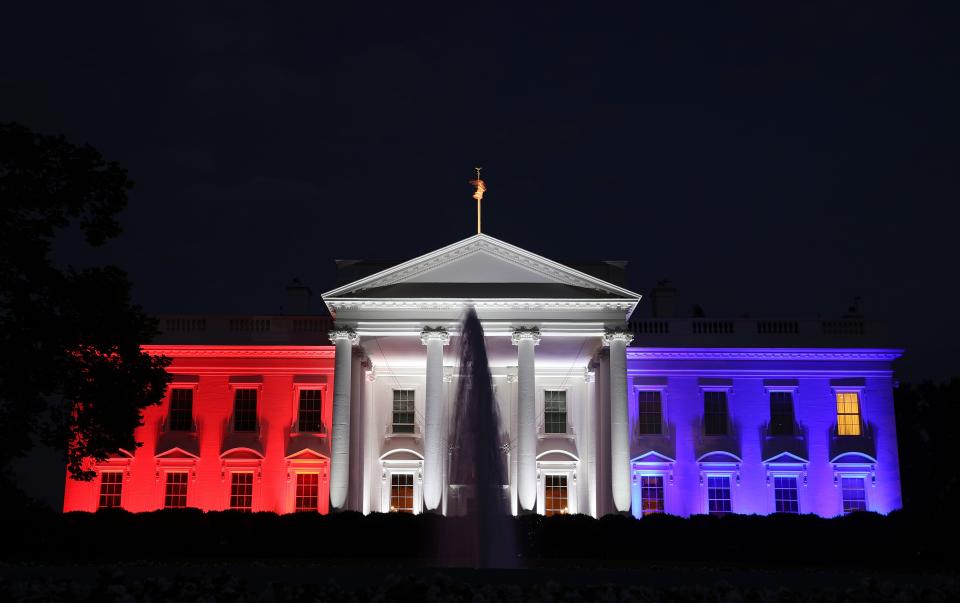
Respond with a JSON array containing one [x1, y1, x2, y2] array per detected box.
[[626, 348, 903, 361], [326, 299, 636, 313], [141, 345, 335, 358]]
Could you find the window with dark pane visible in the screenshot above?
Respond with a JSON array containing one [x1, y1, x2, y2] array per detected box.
[[773, 476, 799, 513], [544, 474, 568, 516], [390, 473, 414, 512], [297, 389, 322, 432], [233, 389, 258, 432], [707, 475, 731, 515], [637, 390, 663, 435], [98, 471, 123, 509], [841, 477, 867, 514], [703, 391, 729, 436], [230, 472, 253, 511], [295, 473, 319, 512], [544, 390, 567, 434], [640, 475, 664, 515], [392, 389, 415, 433], [168, 389, 194, 432], [164, 472, 188, 509], [769, 391, 795, 436]]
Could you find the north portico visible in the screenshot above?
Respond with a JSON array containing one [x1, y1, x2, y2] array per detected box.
[[321, 233, 641, 516]]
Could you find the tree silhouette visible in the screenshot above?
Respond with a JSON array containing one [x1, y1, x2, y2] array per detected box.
[[0, 122, 170, 481]]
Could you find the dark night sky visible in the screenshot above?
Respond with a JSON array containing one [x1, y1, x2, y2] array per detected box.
[[2, 3, 959, 381]]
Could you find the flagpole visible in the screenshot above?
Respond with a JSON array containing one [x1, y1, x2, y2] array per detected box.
[[471, 166, 485, 235]]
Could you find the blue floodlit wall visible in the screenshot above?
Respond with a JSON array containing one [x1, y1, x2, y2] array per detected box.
[[625, 348, 902, 517]]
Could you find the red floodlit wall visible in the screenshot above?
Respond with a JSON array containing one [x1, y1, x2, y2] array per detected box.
[[62, 345, 337, 513]]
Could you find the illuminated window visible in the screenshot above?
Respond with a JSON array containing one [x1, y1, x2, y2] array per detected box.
[[297, 389, 322, 432], [836, 392, 862, 436], [164, 472, 188, 509], [769, 392, 795, 436], [703, 391, 729, 436], [390, 473, 414, 513], [841, 477, 867, 514], [640, 475, 664, 515], [392, 389, 415, 434], [97, 471, 123, 509], [544, 390, 567, 434], [168, 389, 194, 432], [295, 473, 319, 512], [707, 475, 731, 515], [637, 391, 663, 435], [233, 389, 258, 432], [773, 476, 799, 514], [230, 472, 253, 511], [544, 474, 568, 516]]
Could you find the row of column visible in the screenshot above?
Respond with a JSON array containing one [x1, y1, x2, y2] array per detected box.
[[327, 325, 633, 514]]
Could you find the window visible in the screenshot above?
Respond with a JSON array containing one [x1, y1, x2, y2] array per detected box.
[[703, 391, 729, 436], [295, 473, 319, 512], [640, 475, 665, 515], [836, 392, 862, 436], [233, 389, 258, 432], [773, 476, 799, 514], [544, 390, 567, 434], [98, 471, 123, 509], [392, 389, 415, 434], [841, 477, 867, 514], [707, 475, 731, 515], [168, 389, 194, 432], [164, 472, 188, 509], [390, 473, 414, 513], [769, 391, 795, 436], [544, 474, 568, 516], [637, 391, 663, 435], [230, 472, 253, 511], [297, 389, 322, 432]]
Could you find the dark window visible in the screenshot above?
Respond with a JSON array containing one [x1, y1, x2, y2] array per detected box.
[[640, 475, 664, 515], [392, 390, 415, 434], [544, 390, 567, 434], [168, 389, 194, 432], [295, 473, 319, 512], [774, 476, 799, 513], [841, 477, 867, 514], [707, 475, 731, 515], [637, 391, 663, 435], [98, 471, 123, 509], [233, 389, 258, 432], [703, 391, 729, 436], [297, 389, 322, 432], [544, 474, 568, 516], [769, 392, 795, 436], [390, 473, 414, 512], [230, 472, 253, 511], [164, 472, 188, 509]]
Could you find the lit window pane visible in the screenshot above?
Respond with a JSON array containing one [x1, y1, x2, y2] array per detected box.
[[390, 473, 414, 513], [836, 392, 861, 436], [544, 474, 568, 516], [640, 475, 664, 515]]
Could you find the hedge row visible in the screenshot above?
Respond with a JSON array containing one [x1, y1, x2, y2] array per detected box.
[[1, 508, 952, 567]]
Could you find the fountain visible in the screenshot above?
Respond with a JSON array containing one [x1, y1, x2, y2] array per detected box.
[[441, 308, 518, 568]]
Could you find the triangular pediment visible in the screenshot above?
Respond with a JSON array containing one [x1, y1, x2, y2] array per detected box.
[[322, 234, 641, 302]]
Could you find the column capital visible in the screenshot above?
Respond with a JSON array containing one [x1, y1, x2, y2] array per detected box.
[[511, 326, 541, 346], [420, 326, 450, 346], [602, 328, 634, 346], [329, 328, 359, 345]]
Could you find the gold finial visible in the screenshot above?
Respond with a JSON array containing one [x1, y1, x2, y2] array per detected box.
[[470, 166, 486, 234]]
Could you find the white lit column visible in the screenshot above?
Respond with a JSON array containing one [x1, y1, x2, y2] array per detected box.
[[512, 327, 541, 512], [421, 327, 450, 513], [329, 328, 359, 511], [603, 328, 633, 513]]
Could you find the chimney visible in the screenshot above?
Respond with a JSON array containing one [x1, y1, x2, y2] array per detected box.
[[650, 280, 677, 318], [285, 278, 313, 314]]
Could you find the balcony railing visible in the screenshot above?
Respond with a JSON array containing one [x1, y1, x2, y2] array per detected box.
[[627, 317, 888, 346]]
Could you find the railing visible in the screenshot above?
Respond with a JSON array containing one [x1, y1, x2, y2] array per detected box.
[[625, 317, 888, 345], [757, 320, 799, 335], [155, 314, 333, 344], [692, 320, 734, 335]]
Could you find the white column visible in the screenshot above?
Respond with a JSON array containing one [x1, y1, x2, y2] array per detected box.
[[512, 327, 541, 512], [421, 327, 450, 513], [329, 328, 359, 510], [603, 328, 633, 513]]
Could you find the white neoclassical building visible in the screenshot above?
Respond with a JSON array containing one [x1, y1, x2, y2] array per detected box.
[[322, 233, 640, 517]]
